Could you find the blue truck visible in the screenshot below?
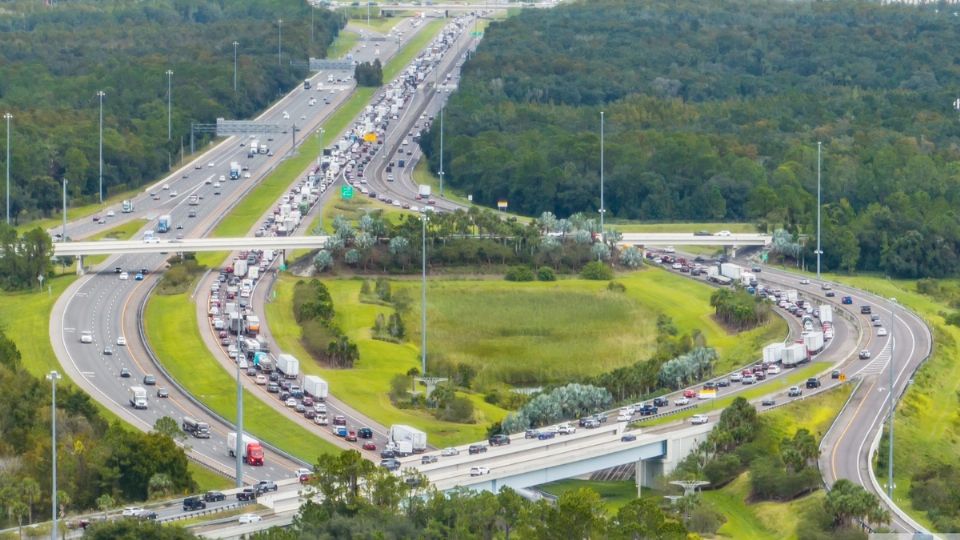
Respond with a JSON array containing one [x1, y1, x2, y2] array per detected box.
[[157, 214, 171, 233]]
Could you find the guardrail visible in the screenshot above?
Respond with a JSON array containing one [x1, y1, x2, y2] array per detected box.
[[159, 500, 252, 524]]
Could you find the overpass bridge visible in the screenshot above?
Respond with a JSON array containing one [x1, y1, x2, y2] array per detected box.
[[617, 232, 770, 247]]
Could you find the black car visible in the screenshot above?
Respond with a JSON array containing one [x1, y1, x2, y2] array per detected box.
[[861, 305, 872, 315], [203, 491, 226, 502], [716, 378, 730, 388], [488, 434, 511, 446], [380, 449, 397, 459], [143, 374, 156, 386], [826, 291, 836, 297], [703, 381, 717, 390], [236, 488, 257, 501], [639, 404, 659, 416], [156, 387, 169, 398], [183, 496, 207, 511], [120, 368, 131, 378], [653, 397, 670, 407], [806, 377, 822, 389], [357, 427, 374, 439], [761, 397, 777, 406], [138, 511, 159, 521], [421, 455, 439, 465], [525, 429, 541, 439], [468, 444, 488, 455], [831, 370, 841, 380]]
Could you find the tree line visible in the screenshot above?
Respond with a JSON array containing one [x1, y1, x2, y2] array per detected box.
[[0, 0, 344, 221], [0, 329, 195, 531], [422, 0, 960, 278]]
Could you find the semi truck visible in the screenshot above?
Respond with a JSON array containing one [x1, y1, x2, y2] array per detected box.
[[157, 214, 172, 233], [303, 79, 312, 90], [121, 199, 134, 213], [245, 315, 260, 334], [276, 354, 300, 379], [720, 263, 742, 281], [819, 305, 833, 325], [181, 416, 211, 439], [418, 184, 431, 199], [762, 342, 784, 365], [782, 343, 808, 367], [389, 424, 427, 453], [303, 375, 329, 401], [227, 432, 264, 466], [230, 161, 241, 180], [803, 331, 825, 355], [129, 386, 148, 409]]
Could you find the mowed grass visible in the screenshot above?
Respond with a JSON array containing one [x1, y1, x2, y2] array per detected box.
[[320, 194, 404, 234], [383, 20, 446, 81], [412, 159, 474, 209], [327, 30, 360, 59], [144, 292, 339, 463], [265, 275, 509, 447], [823, 273, 959, 528], [346, 14, 409, 34]]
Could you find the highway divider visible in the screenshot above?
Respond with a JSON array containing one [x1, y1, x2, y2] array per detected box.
[[158, 500, 253, 524]]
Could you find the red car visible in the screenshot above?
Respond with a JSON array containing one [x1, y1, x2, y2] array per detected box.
[[362, 441, 376, 451], [346, 430, 358, 442], [299, 473, 312, 484], [683, 389, 697, 399]]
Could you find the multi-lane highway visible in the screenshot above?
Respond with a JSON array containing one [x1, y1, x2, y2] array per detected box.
[[48, 17, 432, 483]]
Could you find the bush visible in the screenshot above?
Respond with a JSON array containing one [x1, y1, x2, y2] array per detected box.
[[703, 453, 743, 487], [435, 396, 476, 423], [389, 373, 411, 403], [607, 281, 626, 292], [750, 456, 820, 500], [505, 265, 536, 281], [580, 261, 613, 280], [301, 318, 337, 361], [537, 266, 556, 281], [684, 503, 725, 535]]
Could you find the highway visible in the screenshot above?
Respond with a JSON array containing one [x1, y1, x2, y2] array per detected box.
[[48, 18, 430, 484]]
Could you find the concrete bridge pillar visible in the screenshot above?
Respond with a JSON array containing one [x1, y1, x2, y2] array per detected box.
[[76, 255, 84, 276], [730, 246, 737, 258]]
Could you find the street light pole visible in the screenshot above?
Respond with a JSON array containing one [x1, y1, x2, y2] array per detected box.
[[888, 296, 897, 498], [600, 111, 605, 249], [61, 179, 67, 241], [421, 215, 428, 376], [235, 316, 244, 488], [4, 112, 11, 225], [439, 108, 444, 197], [816, 141, 822, 279], [166, 70, 174, 141], [233, 41, 239, 94], [278, 19, 283, 66], [46, 370, 61, 540], [97, 91, 105, 204]]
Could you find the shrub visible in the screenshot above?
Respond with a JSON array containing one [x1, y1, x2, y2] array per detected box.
[[684, 503, 725, 535], [607, 281, 626, 292], [580, 261, 613, 280], [505, 265, 536, 281], [537, 266, 556, 281], [435, 396, 476, 423], [703, 453, 742, 487]]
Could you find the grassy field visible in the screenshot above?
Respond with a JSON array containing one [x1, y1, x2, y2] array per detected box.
[[320, 193, 404, 234], [821, 273, 957, 529], [412, 160, 475, 208], [383, 19, 446, 81], [144, 292, 340, 463], [263, 268, 786, 446], [327, 30, 360, 59], [14, 191, 137, 234]]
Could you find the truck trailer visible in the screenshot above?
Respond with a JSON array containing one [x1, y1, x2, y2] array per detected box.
[[389, 424, 427, 453], [303, 375, 329, 401], [227, 432, 264, 466], [157, 214, 172, 233], [276, 354, 300, 379], [230, 161, 241, 180]]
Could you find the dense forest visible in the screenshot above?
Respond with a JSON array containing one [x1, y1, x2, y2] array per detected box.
[[0, 0, 343, 220], [0, 329, 195, 530], [423, 0, 960, 277]]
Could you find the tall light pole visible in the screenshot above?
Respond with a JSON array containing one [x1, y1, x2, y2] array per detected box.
[[421, 215, 428, 376], [97, 91, 105, 204], [46, 370, 61, 540], [311, 7, 315, 43], [233, 41, 239, 94], [600, 111, 605, 250], [888, 295, 897, 498], [4, 112, 11, 225], [235, 316, 244, 488], [61, 179, 67, 241], [277, 19, 283, 66], [816, 141, 822, 279], [166, 70, 174, 141], [438, 108, 444, 197]]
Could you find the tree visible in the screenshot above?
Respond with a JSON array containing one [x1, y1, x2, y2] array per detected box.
[[619, 246, 644, 268], [313, 250, 333, 272], [610, 497, 688, 539], [781, 428, 818, 473], [84, 519, 198, 539], [148, 473, 174, 500], [19, 478, 39, 525], [153, 416, 185, 442], [824, 479, 890, 529], [580, 261, 613, 280]]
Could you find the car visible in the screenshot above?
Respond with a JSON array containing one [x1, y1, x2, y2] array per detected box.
[[788, 386, 803, 397], [213, 181, 221, 188], [691, 414, 709, 425], [538, 429, 558, 440], [653, 397, 670, 407], [441, 447, 460, 456], [119, 367, 131, 378], [716, 230, 732, 237], [170, 190, 178, 197], [861, 305, 872, 314], [380, 458, 401, 471], [203, 491, 226, 502], [314, 403, 328, 414], [729, 372, 742, 383], [157, 387, 169, 398], [236, 488, 257, 501], [878, 327, 888, 337], [842, 296, 853, 304], [489, 434, 511, 446], [639, 404, 659, 416], [122, 506, 144, 517], [238, 514, 262, 524], [116, 336, 127, 346], [621, 433, 637, 442], [255, 481, 278, 493], [346, 430, 358, 442], [674, 396, 690, 406], [244, 172, 251, 178], [142, 374, 156, 385], [470, 466, 490, 476], [859, 350, 871, 360], [683, 388, 697, 399], [362, 441, 376, 451], [285, 398, 297, 407], [119, 272, 129, 280], [761, 397, 777, 406], [255, 374, 267, 385], [266, 382, 280, 393], [357, 427, 373, 439], [806, 378, 821, 389], [207, 162, 215, 168], [135, 273, 144, 281], [831, 370, 842, 379], [162, 183, 170, 190], [766, 365, 781, 375], [314, 415, 329, 426], [716, 378, 730, 387], [826, 291, 836, 297], [616, 413, 632, 422], [742, 374, 756, 384], [333, 415, 347, 426], [295, 403, 307, 414], [468, 444, 488, 454], [421, 454, 439, 465], [138, 511, 159, 521], [799, 278, 810, 285]]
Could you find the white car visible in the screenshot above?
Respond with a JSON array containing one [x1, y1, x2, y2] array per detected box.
[[314, 403, 328, 414], [716, 230, 732, 237], [207, 162, 215, 167], [285, 398, 297, 407], [664, 246, 676, 253], [616, 413, 631, 422], [441, 447, 460, 456], [294, 468, 312, 478], [80, 331, 93, 344], [470, 466, 490, 477], [119, 272, 129, 280], [116, 336, 127, 346], [730, 372, 743, 382], [691, 414, 710, 425], [766, 365, 781, 375], [282, 111, 290, 119], [877, 327, 888, 337], [162, 183, 170, 190], [674, 397, 690, 406], [314, 415, 329, 426], [238, 514, 262, 524], [557, 423, 576, 435], [219, 175, 226, 182], [255, 374, 267, 385], [169, 190, 178, 197], [213, 181, 221, 188], [121, 507, 144, 517], [106, 210, 115, 217], [800, 278, 811, 285], [244, 172, 251, 179], [204, 177, 212, 184]]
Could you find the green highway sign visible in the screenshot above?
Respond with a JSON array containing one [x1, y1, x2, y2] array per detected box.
[[341, 185, 354, 199], [471, 31, 483, 37]]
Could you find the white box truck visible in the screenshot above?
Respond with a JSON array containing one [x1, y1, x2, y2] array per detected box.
[[233, 259, 248, 278], [720, 263, 742, 281], [276, 353, 300, 379], [762, 343, 784, 365], [418, 184, 431, 199], [248, 266, 260, 280], [785, 289, 799, 303], [303, 375, 329, 401], [803, 331, 825, 355], [129, 386, 148, 409], [819, 305, 833, 325], [389, 424, 427, 453], [782, 343, 808, 367]]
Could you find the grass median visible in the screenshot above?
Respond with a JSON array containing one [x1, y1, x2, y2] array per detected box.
[[327, 30, 359, 59], [383, 19, 446, 81], [144, 292, 339, 463]]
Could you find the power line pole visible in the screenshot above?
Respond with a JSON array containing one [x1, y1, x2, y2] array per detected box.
[[97, 91, 105, 203], [47, 370, 61, 540], [233, 41, 239, 94], [816, 141, 822, 279], [278, 19, 283, 66], [166, 70, 174, 141], [888, 296, 897, 498], [61, 179, 67, 241], [4, 112, 11, 225]]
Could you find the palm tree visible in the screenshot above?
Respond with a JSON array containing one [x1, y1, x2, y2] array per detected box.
[[19, 478, 39, 526]]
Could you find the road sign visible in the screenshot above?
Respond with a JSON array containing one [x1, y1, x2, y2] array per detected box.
[[840, 373, 847, 382], [497, 200, 508, 210], [471, 31, 483, 37], [341, 185, 354, 200], [364, 132, 378, 143]]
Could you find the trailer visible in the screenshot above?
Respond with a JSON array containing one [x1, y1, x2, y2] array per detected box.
[[720, 263, 742, 281], [819, 305, 833, 326], [803, 331, 825, 355], [762, 343, 785, 365], [782, 343, 808, 367], [303, 375, 329, 401], [389, 424, 427, 453], [276, 353, 299, 379]]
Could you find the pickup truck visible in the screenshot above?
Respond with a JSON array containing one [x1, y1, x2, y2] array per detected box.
[[557, 423, 576, 435]]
